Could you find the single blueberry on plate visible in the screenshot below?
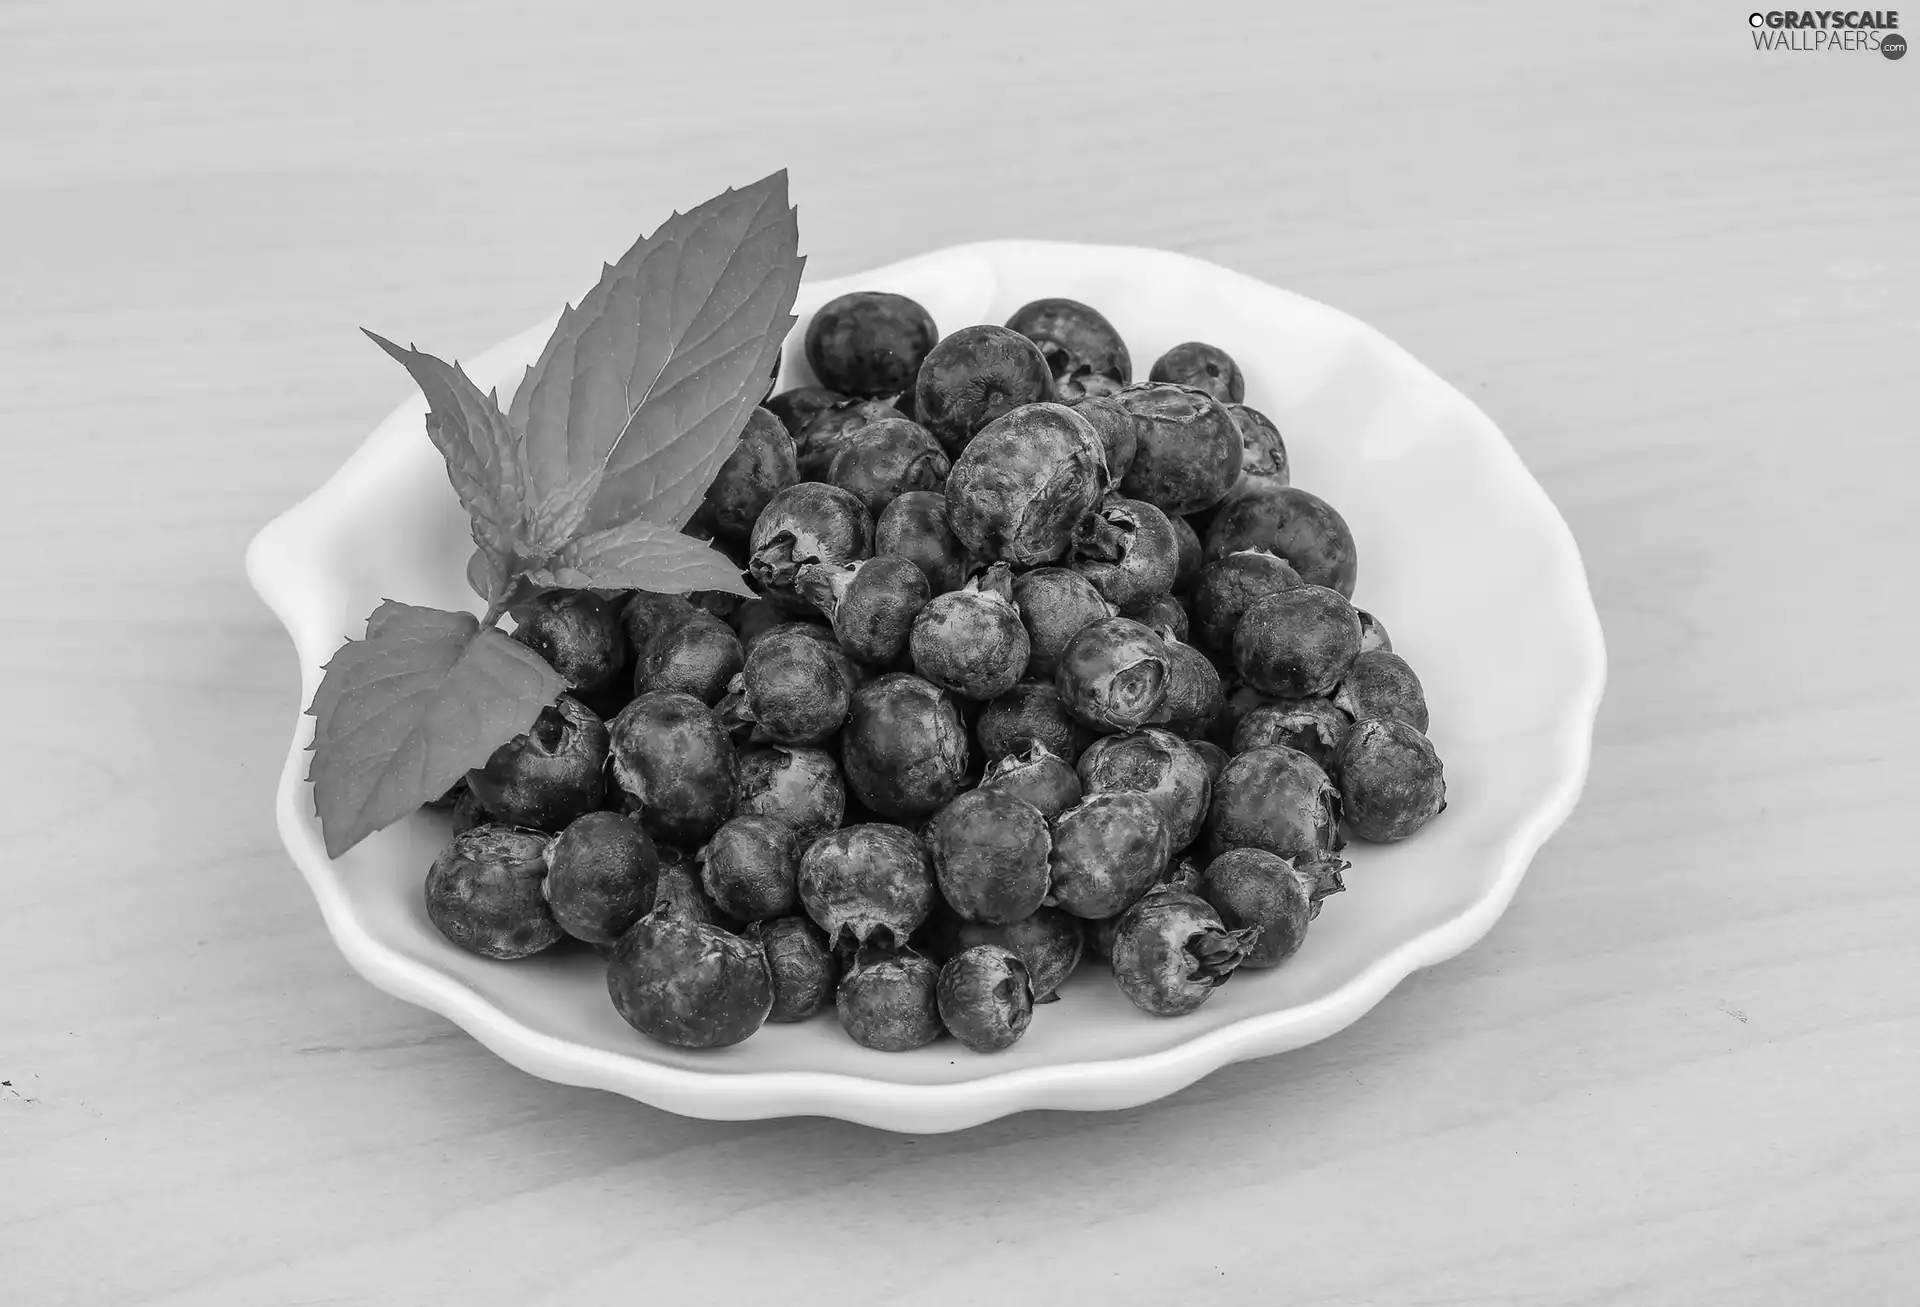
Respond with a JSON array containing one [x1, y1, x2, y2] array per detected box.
[[1204, 744, 1344, 863], [912, 324, 1054, 455], [1147, 340, 1245, 404], [839, 673, 970, 820], [837, 948, 944, 1052], [607, 691, 739, 850], [1055, 616, 1171, 733], [937, 945, 1034, 1053], [510, 590, 627, 693], [1109, 884, 1259, 1016], [1199, 847, 1347, 969], [1334, 717, 1448, 842], [425, 824, 566, 960], [944, 402, 1109, 566], [466, 695, 609, 832], [607, 903, 774, 1049], [748, 915, 838, 1022], [910, 562, 1031, 700], [1233, 584, 1362, 700], [698, 814, 801, 923], [797, 822, 938, 951], [545, 810, 660, 945], [747, 481, 874, 614], [1115, 382, 1244, 518], [804, 291, 940, 399]]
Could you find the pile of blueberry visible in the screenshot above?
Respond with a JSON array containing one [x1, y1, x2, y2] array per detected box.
[[421, 290, 1447, 1054]]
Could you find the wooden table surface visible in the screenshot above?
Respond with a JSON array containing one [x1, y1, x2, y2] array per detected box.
[[5, 3, 1916, 1303]]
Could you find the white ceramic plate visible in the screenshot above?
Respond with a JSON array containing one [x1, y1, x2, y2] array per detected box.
[[246, 239, 1606, 1134]]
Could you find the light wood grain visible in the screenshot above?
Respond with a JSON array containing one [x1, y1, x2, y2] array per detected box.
[[3, 1, 1916, 1303]]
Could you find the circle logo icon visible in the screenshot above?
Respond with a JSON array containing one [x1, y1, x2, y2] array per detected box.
[[1885, 33, 1908, 59], [1749, 12, 1766, 26]]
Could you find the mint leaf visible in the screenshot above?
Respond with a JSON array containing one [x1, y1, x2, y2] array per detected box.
[[512, 171, 804, 542], [363, 332, 527, 585], [305, 603, 565, 857], [521, 520, 752, 597]]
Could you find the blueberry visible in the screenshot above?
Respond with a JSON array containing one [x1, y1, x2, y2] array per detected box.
[[1357, 608, 1392, 655], [910, 562, 1031, 700], [944, 402, 1109, 566], [1062, 394, 1139, 482], [607, 906, 773, 1049], [1204, 744, 1343, 862], [720, 623, 852, 746], [825, 416, 950, 518], [926, 789, 1052, 925], [976, 680, 1092, 763], [1070, 496, 1179, 609], [1010, 567, 1112, 681], [1232, 698, 1351, 770], [795, 398, 901, 481], [1160, 853, 1205, 894], [1190, 739, 1230, 786], [1223, 403, 1289, 497], [735, 745, 845, 843], [1200, 848, 1346, 969], [1332, 649, 1429, 733], [797, 821, 937, 953], [1110, 885, 1259, 1016], [1115, 383, 1243, 518], [937, 945, 1034, 1052], [1147, 341, 1244, 404], [874, 490, 973, 596], [449, 784, 492, 836], [797, 555, 930, 666], [1005, 297, 1132, 402], [1077, 727, 1212, 852], [1122, 592, 1188, 645], [466, 695, 609, 832], [762, 384, 848, 439], [1203, 485, 1358, 598], [1046, 791, 1171, 919], [837, 948, 943, 1051], [977, 740, 1085, 822], [804, 291, 940, 399], [912, 324, 1054, 455], [1233, 584, 1362, 699], [424, 824, 566, 960], [701, 406, 798, 544], [545, 810, 661, 945], [1170, 514, 1205, 596], [1055, 616, 1171, 733], [840, 673, 969, 820], [747, 481, 874, 613], [510, 590, 627, 692], [634, 608, 744, 706], [748, 915, 838, 1022], [1335, 717, 1447, 842], [697, 814, 800, 922], [1190, 549, 1305, 655], [607, 691, 739, 850]]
